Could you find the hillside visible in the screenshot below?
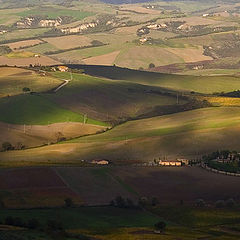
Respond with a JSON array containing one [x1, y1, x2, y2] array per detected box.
[[47, 71, 187, 123], [2, 107, 240, 165], [67, 64, 240, 94]]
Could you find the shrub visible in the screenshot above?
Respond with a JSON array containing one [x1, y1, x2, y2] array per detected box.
[[226, 198, 236, 208], [195, 199, 206, 207], [154, 221, 166, 233], [64, 198, 74, 207], [2, 142, 14, 151], [215, 200, 225, 208], [149, 63, 155, 69]]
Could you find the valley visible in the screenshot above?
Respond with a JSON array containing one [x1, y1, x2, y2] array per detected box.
[[1, 1, 240, 240]]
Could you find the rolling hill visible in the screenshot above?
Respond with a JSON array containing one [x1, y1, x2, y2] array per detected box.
[[2, 107, 240, 165], [67, 64, 240, 94]]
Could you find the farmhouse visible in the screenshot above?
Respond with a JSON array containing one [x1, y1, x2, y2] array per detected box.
[[58, 66, 69, 72], [159, 160, 182, 166], [91, 159, 109, 165]]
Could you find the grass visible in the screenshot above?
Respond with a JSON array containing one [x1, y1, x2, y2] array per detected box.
[[0, 94, 107, 126], [0, 207, 159, 230], [6, 51, 36, 58], [0, 67, 62, 97], [47, 71, 185, 122], [69, 65, 240, 94], [0, 28, 48, 43], [70, 107, 240, 142], [4, 106, 240, 165], [149, 205, 240, 228], [196, 96, 240, 107], [17, 6, 95, 21]]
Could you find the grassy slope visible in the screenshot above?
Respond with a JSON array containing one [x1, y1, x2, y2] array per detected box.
[[69, 65, 240, 94], [69, 107, 240, 144], [2, 107, 240, 164], [47, 72, 186, 122], [17, 6, 95, 20], [0, 67, 62, 97], [0, 207, 158, 230], [0, 94, 107, 126]]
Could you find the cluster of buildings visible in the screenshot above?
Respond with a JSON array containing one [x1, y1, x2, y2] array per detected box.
[[16, 17, 62, 28], [60, 21, 99, 34], [216, 153, 240, 163]]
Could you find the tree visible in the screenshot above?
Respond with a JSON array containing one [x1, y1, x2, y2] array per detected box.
[[195, 199, 206, 207], [126, 198, 135, 209], [5, 216, 14, 225], [64, 198, 73, 208], [226, 198, 235, 208], [28, 218, 40, 229], [115, 196, 126, 208], [151, 197, 159, 206], [2, 142, 14, 151], [22, 87, 30, 93], [215, 200, 225, 208], [138, 197, 149, 207], [154, 221, 166, 233], [148, 63, 155, 69]]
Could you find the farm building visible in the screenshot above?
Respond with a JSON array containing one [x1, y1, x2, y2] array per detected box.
[[159, 160, 182, 166], [91, 159, 109, 165], [58, 66, 69, 72], [177, 158, 189, 165]]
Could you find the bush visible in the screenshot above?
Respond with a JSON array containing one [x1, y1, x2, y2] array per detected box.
[[28, 218, 40, 229], [148, 63, 155, 69], [47, 220, 64, 231], [64, 198, 73, 208], [151, 197, 159, 206], [2, 142, 14, 151], [5, 216, 14, 225], [154, 221, 166, 233], [195, 199, 206, 207], [138, 197, 149, 207], [226, 198, 236, 208], [22, 87, 30, 92], [215, 200, 225, 208]]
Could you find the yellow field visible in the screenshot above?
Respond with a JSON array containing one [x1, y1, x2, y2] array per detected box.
[[197, 96, 240, 106], [4, 39, 43, 50], [0, 55, 61, 66], [0, 67, 61, 97], [0, 121, 106, 149], [43, 35, 93, 50], [83, 50, 120, 65]]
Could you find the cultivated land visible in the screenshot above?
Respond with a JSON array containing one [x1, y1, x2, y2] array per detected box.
[[0, 67, 62, 97], [3, 107, 240, 165], [2, 1, 240, 239]]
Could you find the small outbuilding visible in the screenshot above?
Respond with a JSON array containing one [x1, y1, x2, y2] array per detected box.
[[91, 159, 109, 165], [58, 66, 69, 72]]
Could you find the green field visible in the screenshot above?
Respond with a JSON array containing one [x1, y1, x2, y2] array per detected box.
[[0, 94, 106, 126], [47, 71, 186, 123], [0, 67, 62, 97], [74, 65, 240, 94], [3, 106, 240, 164], [17, 6, 95, 21], [0, 29, 48, 43], [70, 107, 240, 143], [1, 205, 240, 240], [0, 207, 159, 230]]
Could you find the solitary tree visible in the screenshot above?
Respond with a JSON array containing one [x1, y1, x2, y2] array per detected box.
[[149, 63, 155, 69], [22, 87, 30, 93], [64, 198, 73, 208], [154, 221, 166, 233]]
